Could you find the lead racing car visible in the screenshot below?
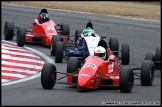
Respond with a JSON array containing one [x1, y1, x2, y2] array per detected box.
[[41, 46, 155, 93], [4, 8, 70, 47]]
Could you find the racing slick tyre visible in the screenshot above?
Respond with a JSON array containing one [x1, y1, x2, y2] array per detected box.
[[41, 63, 57, 89], [75, 30, 82, 47], [141, 60, 154, 86], [121, 44, 130, 65], [154, 47, 161, 69], [75, 30, 82, 42], [4, 21, 14, 40], [155, 47, 161, 61], [55, 41, 64, 63], [17, 28, 26, 47], [51, 35, 61, 56], [144, 53, 154, 61], [119, 67, 134, 93], [109, 37, 119, 57], [60, 23, 70, 35], [67, 57, 81, 73]]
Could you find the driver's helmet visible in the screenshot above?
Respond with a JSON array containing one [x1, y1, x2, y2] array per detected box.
[[39, 13, 49, 24], [82, 27, 95, 37], [94, 46, 106, 59]]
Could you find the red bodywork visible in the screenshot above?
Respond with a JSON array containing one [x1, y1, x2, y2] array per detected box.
[[26, 19, 69, 46], [67, 48, 120, 89]]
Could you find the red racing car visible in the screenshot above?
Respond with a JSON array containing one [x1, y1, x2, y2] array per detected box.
[[4, 8, 70, 47], [41, 46, 155, 93]]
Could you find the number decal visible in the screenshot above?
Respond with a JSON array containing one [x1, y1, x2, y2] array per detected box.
[[83, 63, 96, 69], [47, 26, 54, 30]]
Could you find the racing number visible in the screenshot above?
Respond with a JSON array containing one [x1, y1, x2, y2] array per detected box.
[[83, 63, 96, 69], [47, 26, 54, 30]]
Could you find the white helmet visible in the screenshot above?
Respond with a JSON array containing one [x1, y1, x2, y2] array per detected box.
[[94, 46, 106, 59]]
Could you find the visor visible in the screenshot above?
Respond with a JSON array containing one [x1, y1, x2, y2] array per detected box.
[[94, 53, 105, 57]]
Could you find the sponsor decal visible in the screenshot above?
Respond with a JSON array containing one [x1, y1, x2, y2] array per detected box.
[[80, 74, 90, 77], [108, 62, 114, 73], [83, 63, 96, 69]]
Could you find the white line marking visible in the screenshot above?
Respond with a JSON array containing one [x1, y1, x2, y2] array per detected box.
[[2, 40, 54, 86], [2, 67, 38, 74], [2, 73, 27, 78], [2, 46, 29, 52], [2, 73, 41, 86], [2, 3, 160, 22], [2, 54, 44, 64], [2, 49, 41, 58], [1, 79, 10, 83], [2, 61, 43, 70]]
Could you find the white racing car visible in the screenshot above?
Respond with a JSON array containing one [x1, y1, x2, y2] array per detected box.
[[53, 20, 129, 65]]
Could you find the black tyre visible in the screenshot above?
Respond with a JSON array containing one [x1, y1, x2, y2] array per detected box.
[[51, 35, 61, 56], [109, 37, 119, 56], [154, 47, 161, 61], [154, 47, 161, 69], [75, 30, 82, 42], [17, 28, 26, 47], [144, 53, 154, 61], [55, 41, 64, 63], [119, 67, 134, 93], [67, 57, 81, 73], [41, 63, 57, 89], [60, 23, 70, 35], [141, 60, 154, 86], [4, 21, 14, 40], [121, 44, 130, 65], [75, 30, 82, 47]]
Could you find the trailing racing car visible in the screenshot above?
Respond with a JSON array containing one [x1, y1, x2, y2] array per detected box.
[[144, 47, 161, 69], [41, 46, 155, 93], [4, 8, 70, 47], [53, 20, 128, 64]]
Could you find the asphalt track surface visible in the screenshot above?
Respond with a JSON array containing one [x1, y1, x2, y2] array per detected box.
[[1, 4, 161, 106]]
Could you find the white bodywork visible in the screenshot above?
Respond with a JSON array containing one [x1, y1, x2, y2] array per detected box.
[[81, 33, 101, 55]]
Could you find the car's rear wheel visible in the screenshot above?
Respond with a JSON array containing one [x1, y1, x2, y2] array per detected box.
[[60, 23, 70, 35], [155, 47, 161, 61], [4, 21, 14, 40], [109, 37, 119, 56], [17, 28, 26, 47], [41, 63, 56, 89], [154, 47, 161, 69], [75, 30, 82, 42], [119, 67, 134, 93], [67, 57, 81, 73], [141, 60, 154, 86], [121, 44, 130, 65], [55, 41, 64, 63], [145, 53, 154, 61], [51, 35, 61, 56]]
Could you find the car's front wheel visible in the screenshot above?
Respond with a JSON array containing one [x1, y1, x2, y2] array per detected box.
[[17, 28, 26, 47], [41, 63, 57, 89], [119, 67, 134, 93], [55, 41, 64, 63], [141, 60, 154, 86], [51, 35, 61, 56]]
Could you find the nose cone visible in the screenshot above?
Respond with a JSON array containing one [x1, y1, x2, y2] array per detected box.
[[77, 76, 90, 88]]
